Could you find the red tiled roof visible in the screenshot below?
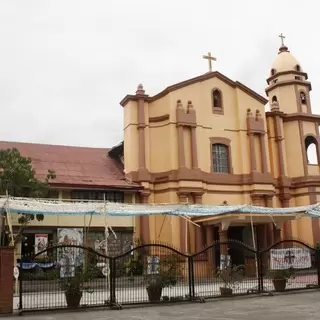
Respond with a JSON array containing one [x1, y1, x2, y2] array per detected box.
[[0, 141, 140, 190]]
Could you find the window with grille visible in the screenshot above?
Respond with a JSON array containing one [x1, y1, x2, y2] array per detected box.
[[71, 190, 124, 203], [212, 144, 229, 173]]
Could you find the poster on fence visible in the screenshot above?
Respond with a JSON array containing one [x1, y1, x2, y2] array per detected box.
[[147, 256, 160, 275], [57, 228, 83, 278], [270, 248, 311, 270], [34, 234, 48, 255]]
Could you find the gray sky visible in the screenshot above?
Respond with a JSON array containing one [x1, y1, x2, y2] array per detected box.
[[0, 0, 319, 148]]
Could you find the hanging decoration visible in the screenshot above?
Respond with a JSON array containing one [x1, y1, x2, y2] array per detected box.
[[1, 196, 320, 218]]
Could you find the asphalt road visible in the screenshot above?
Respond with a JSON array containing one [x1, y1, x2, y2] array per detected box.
[[3, 290, 320, 320]]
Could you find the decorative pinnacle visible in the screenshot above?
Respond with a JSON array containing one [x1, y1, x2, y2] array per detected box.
[[136, 83, 145, 95]]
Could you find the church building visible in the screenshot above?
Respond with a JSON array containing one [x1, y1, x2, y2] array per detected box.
[[119, 38, 320, 252], [2, 37, 320, 257]]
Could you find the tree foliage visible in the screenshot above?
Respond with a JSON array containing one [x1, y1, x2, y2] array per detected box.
[[0, 148, 56, 244]]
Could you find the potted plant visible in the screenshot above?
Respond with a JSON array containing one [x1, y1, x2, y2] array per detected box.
[[145, 255, 181, 302], [269, 268, 294, 292], [58, 265, 97, 308], [216, 264, 244, 296]]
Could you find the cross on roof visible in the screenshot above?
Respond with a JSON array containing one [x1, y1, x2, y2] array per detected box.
[[202, 52, 217, 72]]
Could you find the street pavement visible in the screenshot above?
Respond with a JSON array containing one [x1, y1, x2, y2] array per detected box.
[[3, 290, 320, 320]]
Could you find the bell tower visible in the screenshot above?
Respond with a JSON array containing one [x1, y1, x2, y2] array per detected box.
[[266, 35, 320, 204], [266, 35, 312, 115]]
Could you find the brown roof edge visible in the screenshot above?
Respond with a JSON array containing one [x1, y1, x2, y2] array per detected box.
[[49, 182, 143, 191], [120, 71, 268, 107], [234, 81, 268, 105]]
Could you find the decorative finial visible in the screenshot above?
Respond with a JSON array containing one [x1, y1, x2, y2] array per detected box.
[[176, 99, 183, 109], [187, 100, 194, 113], [202, 52, 217, 72], [255, 109, 261, 120], [136, 83, 145, 95]]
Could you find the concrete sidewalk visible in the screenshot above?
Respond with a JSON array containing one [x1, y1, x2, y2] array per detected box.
[[4, 290, 320, 320]]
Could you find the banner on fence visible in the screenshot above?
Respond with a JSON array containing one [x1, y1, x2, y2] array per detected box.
[[220, 254, 231, 269], [34, 234, 48, 255], [57, 228, 84, 278], [147, 256, 160, 275], [270, 248, 311, 270]]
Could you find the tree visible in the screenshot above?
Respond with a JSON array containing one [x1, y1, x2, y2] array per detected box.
[[0, 148, 56, 245]]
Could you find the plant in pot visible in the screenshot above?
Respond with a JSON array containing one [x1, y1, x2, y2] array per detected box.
[[269, 268, 294, 292], [58, 264, 97, 308], [145, 255, 181, 302], [216, 264, 244, 296]]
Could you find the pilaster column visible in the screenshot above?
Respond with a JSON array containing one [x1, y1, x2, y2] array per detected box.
[[257, 225, 267, 250], [260, 134, 268, 173], [205, 225, 215, 270], [195, 224, 204, 253], [194, 192, 204, 252], [137, 86, 146, 170], [219, 229, 228, 256], [266, 196, 274, 247], [273, 226, 282, 244], [274, 115, 285, 176], [248, 132, 257, 172], [190, 127, 198, 169], [140, 191, 150, 244], [178, 192, 189, 253], [177, 125, 185, 168]]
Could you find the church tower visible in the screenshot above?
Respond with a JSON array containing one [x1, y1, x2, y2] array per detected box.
[[266, 35, 312, 115], [266, 35, 320, 242]]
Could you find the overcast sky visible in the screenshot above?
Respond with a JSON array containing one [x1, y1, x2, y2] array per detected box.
[[0, 0, 319, 148]]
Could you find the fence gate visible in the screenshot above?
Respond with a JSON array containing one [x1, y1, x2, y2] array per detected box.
[[260, 240, 319, 293], [19, 245, 111, 312]]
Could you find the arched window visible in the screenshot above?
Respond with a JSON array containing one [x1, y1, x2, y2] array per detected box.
[[305, 136, 318, 165], [300, 92, 307, 104], [296, 64, 301, 72], [271, 68, 276, 76], [212, 143, 229, 173], [272, 96, 278, 103], [212, 89, 222, 109]]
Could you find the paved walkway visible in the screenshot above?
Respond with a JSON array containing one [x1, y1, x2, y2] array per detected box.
[[4, 291, 320, 320]]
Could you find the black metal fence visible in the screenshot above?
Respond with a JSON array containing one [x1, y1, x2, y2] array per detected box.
[[17, 239, 320, 312]]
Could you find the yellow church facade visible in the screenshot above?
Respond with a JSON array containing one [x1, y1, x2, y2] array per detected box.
[[121, 41, 320, 252]]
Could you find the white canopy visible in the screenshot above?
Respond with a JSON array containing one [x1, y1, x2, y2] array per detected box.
[[1, 197, 320, 218]]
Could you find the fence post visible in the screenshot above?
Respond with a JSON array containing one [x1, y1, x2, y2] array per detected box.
[[19, 257, 23, 311], [255, 238, 263, 293], [109, 257, 116, 304], [188, 256, 195, 300], [316, 248, 320, 287], [257, 251, 264, 293]]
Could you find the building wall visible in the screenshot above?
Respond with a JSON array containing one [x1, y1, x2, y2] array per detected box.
[[122, 67, 320, 250]]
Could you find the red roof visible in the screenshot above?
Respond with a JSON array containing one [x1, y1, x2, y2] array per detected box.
[[0, 141, 140, 190]]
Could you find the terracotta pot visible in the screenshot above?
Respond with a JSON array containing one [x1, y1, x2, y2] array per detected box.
[[146, 286, 162, 302], [65, 291, 83, 308], [220, 287, 233, 297], [272, 279, 287, 292]]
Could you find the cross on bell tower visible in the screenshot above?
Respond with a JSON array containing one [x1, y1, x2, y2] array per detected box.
[[278, 33, 286, 46]]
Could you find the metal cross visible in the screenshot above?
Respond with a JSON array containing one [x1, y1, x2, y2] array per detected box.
[[202, 52, 217, 72], [279, 33, 286, 46]]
